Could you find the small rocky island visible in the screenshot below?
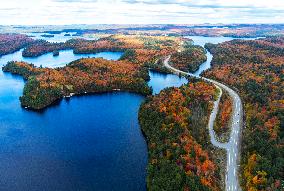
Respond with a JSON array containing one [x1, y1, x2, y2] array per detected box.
[[40, 34, 55, 38], [53, 50, 59, 56]]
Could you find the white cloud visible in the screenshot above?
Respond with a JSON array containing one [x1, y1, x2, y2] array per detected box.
[[0, 0, 283, 25]]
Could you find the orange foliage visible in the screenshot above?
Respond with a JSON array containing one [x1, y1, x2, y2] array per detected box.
[[214, 91, 233, 137], [3, 58, 151, 109], [140, 81, 220, 190], [0, 34, 34, 56], [204, 37, 284, 190]]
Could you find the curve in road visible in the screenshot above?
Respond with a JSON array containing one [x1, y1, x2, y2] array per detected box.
[[164, 55, 243, 191]]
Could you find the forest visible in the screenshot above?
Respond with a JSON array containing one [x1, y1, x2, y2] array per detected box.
[[139, 80, 222, 191], [1, 33, 207, 74], [22, 39, 71, 57], [213, 91, 233, 142], [0, 34, 34, 56], [1, 34, 208, 110], [170, 41, 207, 73], [22, 35, 182, 61], [3, 59, 151, 110], [203, 37, 284, 191], [21, 34, 208, 74], [35, 24, 284, 38]]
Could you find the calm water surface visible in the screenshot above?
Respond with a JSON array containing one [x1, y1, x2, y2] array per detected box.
[[187, 36, 257, 76], [0, 49, 123, 68], [0, 35, 252, 191], [0, 43, 187, 190], [24, 32, 95, 43], [149, 70, 187, 94]]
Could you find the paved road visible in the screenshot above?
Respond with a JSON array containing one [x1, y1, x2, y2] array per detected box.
[[164, 56, 242, 191]]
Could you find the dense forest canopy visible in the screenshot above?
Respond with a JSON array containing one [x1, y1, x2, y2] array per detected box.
[[0, 34, 34, 56], [203, 37, 284, 191], [2, 59, 151, 110], [139, 80, 222, 191], [20, 34, 207, 73], [2, 32, 283, 190], [170, 41, 207, 73], [213, 91, 233, 142], [2, 34, 207, 109]]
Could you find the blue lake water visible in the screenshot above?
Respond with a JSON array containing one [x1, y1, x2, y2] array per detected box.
[[0, 43, 188, 190], [149, 70, 187, 94], [0, 35, 257, 191], [187, 36, 258, 76], [0, 49, 123, 68], [24, 32, 95, 43], [188, 35, 258, 47]]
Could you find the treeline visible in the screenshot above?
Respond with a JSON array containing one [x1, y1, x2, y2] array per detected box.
[[2, 34, 209, 111], [0, 34, 34, 56], [34, 24, 284, 38], [7, 34, 209, 75], [2, 59, 152, 110], [2, 61, 44, 79], [145, 58, 172, 74], [21, 35, 205, 73], [2, 33, 215, 113], [22, 39, 83, 57], [139, 80, 221, 191], [213, 91, 232, 142], [171, 41, 207, 73], [203, 37, 284, 191]]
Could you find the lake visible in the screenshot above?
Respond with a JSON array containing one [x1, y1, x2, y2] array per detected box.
[[0, 46, 187, 190], [0, 49, 123, 68], [24, 32, 95, 43], [0, 35, 256, 191], [187, 36, 257, 76]]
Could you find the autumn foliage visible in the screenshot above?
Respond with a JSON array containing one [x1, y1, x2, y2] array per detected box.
[[171, 41, 207, 73], [22, 39, 73, 57], [3, 59, 151, 109], [213, 91, 233, 141], [0, 34, 34, 56], [203, 37, 284, 191], [139, 80, 221, 191], [3, 34, 208, 110], [22, 35, 184, 66]]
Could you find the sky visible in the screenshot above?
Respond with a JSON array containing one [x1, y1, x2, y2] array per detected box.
[[0, 0, 283, 25]]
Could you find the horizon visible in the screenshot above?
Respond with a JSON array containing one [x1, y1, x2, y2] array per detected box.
[[0, 0, 284, 25], [2, 23, 284, 26], [0, 2, 283, 191]]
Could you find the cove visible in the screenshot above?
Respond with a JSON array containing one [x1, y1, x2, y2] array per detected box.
[[24, 32, 95, 43], [187, 36, 258, 76], [0, 49, 123, 68], [0, 35, 256, 191], [0, 46, 187, 191]]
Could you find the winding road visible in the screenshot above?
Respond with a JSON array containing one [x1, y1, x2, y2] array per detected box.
[[164, 55, 243, 191]]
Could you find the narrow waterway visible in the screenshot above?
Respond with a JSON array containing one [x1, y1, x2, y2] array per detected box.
[[186, 36, 257, 191], [0, 34, 257, 191], [188, 36, 257, 76], [24, 32, 94, 43], [1, 49, 123, 68], [0, 44, 187, 191]]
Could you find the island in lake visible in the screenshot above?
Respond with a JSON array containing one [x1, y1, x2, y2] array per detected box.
[[2, 34, 207, 110], [0, 24, 283, 191]]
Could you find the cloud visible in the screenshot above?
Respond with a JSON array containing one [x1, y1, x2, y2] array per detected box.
[[122, 0, 284, 8], [0, 0, 283, 25]]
